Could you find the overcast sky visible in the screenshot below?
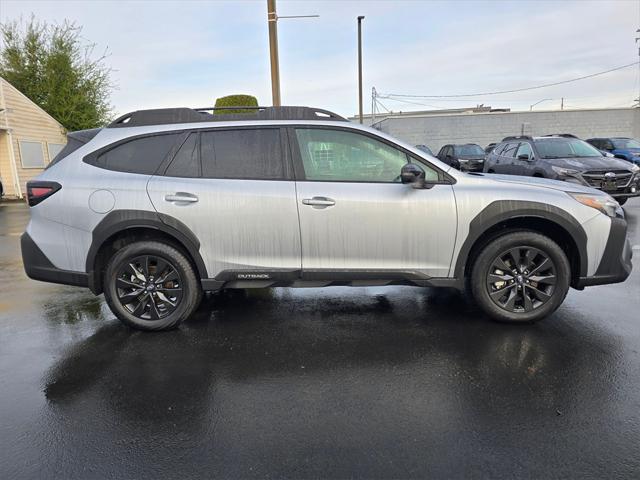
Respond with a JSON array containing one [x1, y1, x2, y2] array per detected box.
[[1, 0, 639, 117]]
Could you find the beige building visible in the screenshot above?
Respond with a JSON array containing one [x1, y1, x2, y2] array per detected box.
[[0, 77, 67, 199]]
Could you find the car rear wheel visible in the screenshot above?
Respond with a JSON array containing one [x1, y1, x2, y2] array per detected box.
[[470, 231, 571, 323], [104, 241, 201, 331]]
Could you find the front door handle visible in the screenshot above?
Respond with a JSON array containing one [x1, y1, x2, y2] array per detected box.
[[302, 196, 336, 208], [164, 192, 199, 204]]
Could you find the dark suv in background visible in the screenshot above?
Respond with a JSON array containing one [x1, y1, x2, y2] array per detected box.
[[436, 143, 485, 172], [484, 135, 640, 205], [586, 137, 640, 165]]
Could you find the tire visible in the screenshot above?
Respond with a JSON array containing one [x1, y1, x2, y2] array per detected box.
[[617, 198, 627, 206], [103, 241, 202, 331], [470, 231, 571, 323]]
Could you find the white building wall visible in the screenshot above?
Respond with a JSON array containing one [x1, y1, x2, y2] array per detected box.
[[373, 108, 640, 153]]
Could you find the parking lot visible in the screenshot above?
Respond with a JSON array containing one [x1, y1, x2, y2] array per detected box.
[[0, 199, 639, 478]]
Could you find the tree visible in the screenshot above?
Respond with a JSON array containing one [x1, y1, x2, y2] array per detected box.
[[214, 94, 258, 115], [0, 17, 114, 131]]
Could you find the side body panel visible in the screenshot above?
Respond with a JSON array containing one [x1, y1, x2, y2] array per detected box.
[[295, 182, 457, 277], [147, 177, 302, 275]]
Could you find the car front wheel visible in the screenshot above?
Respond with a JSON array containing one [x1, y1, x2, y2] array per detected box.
[[471, 231, 571, 323], [104, 240, 202, 331]]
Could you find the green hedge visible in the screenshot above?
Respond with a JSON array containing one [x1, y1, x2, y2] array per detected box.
[[214, 94, 259, 115]]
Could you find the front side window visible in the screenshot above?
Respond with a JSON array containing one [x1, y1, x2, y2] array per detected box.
[[295, 128, 417, 182], [201, 128, 284, 180], [516, 142, 533, 158], [96, 134, 180, 174]]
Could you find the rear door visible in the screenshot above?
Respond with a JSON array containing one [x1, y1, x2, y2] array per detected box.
[[513, 142, 534, 175], [499, 142, 519, 174], [147, 127, 301, 278], [290, 126, 457, 279]]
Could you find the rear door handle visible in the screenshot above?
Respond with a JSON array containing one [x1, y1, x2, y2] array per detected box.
[[164, 192, 199, 203], [302, 196, 335, 208]]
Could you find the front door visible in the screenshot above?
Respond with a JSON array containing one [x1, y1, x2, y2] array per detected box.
[[291, 127, 457, 279], [147, 128, 301, 278]]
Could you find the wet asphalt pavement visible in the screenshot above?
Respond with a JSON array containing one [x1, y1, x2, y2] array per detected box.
[[0, 201, 639, 479]]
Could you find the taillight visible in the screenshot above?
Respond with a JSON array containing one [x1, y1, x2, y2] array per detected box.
[[26, 181, 61, 206]]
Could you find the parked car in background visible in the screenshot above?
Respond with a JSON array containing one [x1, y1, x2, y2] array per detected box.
[[436, 143, 486, 172], [585, 137, 640, 165], [484, 135, 640, 205], [20, 106, 632, 330], [415, 144, 434, 156], [485, 143, 497, 154]]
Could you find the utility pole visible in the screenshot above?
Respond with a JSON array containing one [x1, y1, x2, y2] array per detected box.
[[267, 0, 281, 106], [357, 16, 365, 123], [561, 97, 564, 110], [266, 1, 319, 107]]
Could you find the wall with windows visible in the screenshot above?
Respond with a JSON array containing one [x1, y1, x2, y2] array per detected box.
[[372, 108, 640, 154], [0, 77, 66, 198]]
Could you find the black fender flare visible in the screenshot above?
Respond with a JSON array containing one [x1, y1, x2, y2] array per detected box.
[[453, 200, 588, 280], [86, 210, 208, 292]]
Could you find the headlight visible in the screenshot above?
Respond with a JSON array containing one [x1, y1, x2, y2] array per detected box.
[[458, 159, 469, 163], [568, 192, 623, 218], [630, 164, 640, 173], [551, 166, 580, 176]]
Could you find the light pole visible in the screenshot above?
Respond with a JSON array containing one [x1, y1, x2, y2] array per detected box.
[[530, 98, 552, 111], [267, 0, 281, 106], [357, 16, 365, 123], [266, 0, 319, 107]]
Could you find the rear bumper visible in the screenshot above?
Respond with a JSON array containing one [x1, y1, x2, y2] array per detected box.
[[575, 217, 632, 288], [21, 232, 89, 288]]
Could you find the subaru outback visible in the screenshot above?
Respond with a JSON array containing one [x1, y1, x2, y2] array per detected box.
[[21, 107, 632, 330], [484, 135, 640, 205]]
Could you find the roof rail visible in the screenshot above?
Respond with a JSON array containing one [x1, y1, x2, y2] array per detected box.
[[542, 133, 579, 138], [501, 135, 533, 142], [107, 106, 347, 128]]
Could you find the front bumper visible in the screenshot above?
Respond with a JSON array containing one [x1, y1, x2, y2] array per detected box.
[[575, 217, 632, 288], [21, 232, 89, 288], [564, 172, 640, 199]]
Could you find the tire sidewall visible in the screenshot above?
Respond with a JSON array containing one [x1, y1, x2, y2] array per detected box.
[[104, 241, 200, 331], [471, 232, 571, 323]]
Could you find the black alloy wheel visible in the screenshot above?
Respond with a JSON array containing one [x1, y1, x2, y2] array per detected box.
[[470, 231, 571, 323], [115, 255, 183, 320], [104, 240, 201, 331], [486, 246, 556, 313]]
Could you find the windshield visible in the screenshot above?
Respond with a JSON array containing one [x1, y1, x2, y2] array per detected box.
[[533, 138, 602, 158], [612, 138, 640, 149], [455, 144, 484, 156]]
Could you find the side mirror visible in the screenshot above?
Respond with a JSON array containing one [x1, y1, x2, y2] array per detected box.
[[517, 153, 530, 161], [400, 163, 426, 188]]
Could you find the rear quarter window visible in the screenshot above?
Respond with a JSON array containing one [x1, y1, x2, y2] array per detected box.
[[90, 133, 181, 174]]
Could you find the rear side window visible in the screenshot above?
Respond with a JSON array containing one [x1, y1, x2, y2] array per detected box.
[[201, 128, 284, 180], [502, 142, 519, 157], [94, 134, 180, 174], [493, 143, 506, 155], [165, 133, 199, 177]]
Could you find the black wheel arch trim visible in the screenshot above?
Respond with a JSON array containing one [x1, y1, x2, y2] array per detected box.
[[86, 209, 207, 293], [453, 200, 589, 282]]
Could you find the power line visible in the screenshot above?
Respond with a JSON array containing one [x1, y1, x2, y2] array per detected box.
[[381, 61, 639, 99]]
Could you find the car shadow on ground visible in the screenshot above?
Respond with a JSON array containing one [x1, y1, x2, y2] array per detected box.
[[42, 285, 623, 428]]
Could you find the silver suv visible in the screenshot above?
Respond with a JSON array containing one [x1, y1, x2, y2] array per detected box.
[[21, 107, 632, 331]]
